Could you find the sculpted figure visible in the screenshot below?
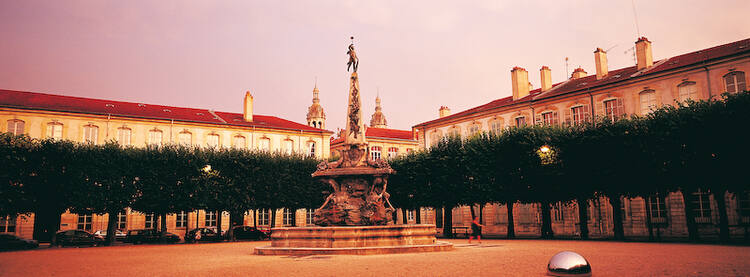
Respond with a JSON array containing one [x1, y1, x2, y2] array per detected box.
[[347, 40, 359, 72]]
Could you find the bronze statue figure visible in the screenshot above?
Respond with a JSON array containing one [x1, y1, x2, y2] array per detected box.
[[347, 40, 359, 72]]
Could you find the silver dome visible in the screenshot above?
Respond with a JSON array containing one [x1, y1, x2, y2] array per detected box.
[[547, 251, 592, 276]]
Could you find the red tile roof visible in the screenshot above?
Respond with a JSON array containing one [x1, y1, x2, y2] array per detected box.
[[414, 38, 750, 128], [0, 89, 332, 133], [330, 127, 416, 145]]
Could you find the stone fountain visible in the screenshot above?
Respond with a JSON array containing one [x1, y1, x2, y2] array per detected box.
[[255, 39, 452, 255]]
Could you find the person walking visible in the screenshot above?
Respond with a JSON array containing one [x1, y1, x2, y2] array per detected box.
[[469, 216, 484, 244]]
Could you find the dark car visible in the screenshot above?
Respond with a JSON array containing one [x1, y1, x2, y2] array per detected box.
[[228, 226, 270, 241], [185, 227, 223, 243], [125, 229, 180, 244], [52, 230, 103, 247], [0, 234, 39, 250]]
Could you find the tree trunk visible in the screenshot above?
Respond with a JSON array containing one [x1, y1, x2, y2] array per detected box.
[[415, 208, 422, 224], [506, 201, 515, 239], [644, 197, 654, 241], [253, 209, 258, 228], [392, 210, 399, 225], [402, 208, 408, 224], [470, 205, 476, 220], [540, 201, 553, 239], [270, 209, 277, 228], [479, 204, 484, 224], [160, 212, 168, 243], [435, 207, 443, 228], [32, 208, 62, 242], [291, 209, 297, 227], [609, 196, 625, 240], [713, 189, 730, 243], [443, 205, 454, 238], [216, 210, 223, 241], [105, 211, 118, 246], [578, 198, 589, 240], [682, 191, 700, 241]]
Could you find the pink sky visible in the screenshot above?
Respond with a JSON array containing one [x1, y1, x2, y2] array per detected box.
[[1, 0, 749, 132]]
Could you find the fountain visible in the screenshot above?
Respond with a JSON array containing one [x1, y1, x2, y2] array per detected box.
[[255, 38, 452, 255]]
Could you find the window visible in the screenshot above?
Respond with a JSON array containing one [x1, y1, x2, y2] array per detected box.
[[144, 213, 155, 229], [83, 124, 98, 144], [640, 90, 657, 115], [448, 126, 461, 137], [148, 129, 163, 146], [233, 135, 246, 149], [724, 71, 747, 93], [406, 148, 413, 154], [518, 204, 540, 224], [259, 138, 270, 152], [570, 106, 587, 125], [678, 81, 698, 102], [739, 191, 750, 224], [468, 124, 481, 135], [283, 208, 294, 226], [258, 209, 270, 226], [308, 141, 316, 157], [206, 134, 219, 148], [552, 203, 564, 222], [176, 211, 187, 228], [0, 215, 16, 233], [490, 119, 503, 133], [7, 120, 24, 135], [691, 189, 712, 224], [540, 112, 558, 126], [46, 122, 63, 139], [387, 147, 398, 159], [495, 205, 507, 224], [205, 211, 217, 227], [603, 99, 624, 122], [407, 210, 415, 222], [77, 213, 92, 231], [117, 210, 127, 229], [370, 146, 382, 160], [306, 209, 314, 225], [283, 139, 293, 155], [514, 116, 527, 127], [430, 131, 443, 147], [117, 128, 131, 146], [648, 194, 667, 224], [178, 131, 192, 146]]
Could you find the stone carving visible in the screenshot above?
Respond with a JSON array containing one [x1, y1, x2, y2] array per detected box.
[[347, 37, 359, 72], [312, 40, 395, 226]]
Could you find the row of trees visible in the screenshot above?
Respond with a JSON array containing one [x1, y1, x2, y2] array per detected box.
[[0, 137, 323, 244], [389, 92, 750, 242]]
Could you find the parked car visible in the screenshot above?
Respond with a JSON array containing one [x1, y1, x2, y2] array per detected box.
[[228, 226, 270, 241], [0, 234, 39, 250], [185, 227, 223, 243], [125, 229, 180, 244], [51, 230, 104, 247], [93, 230, 127, 241]]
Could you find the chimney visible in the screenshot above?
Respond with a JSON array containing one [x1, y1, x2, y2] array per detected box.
[[243, 91, 254, 122], [635, 37, 653, 70], [511, 67, 530, 100], [540, 66, 552, 91], [571, 67, 587, 79], [594, 48, 608, 79], [439, 106, 451, 118]]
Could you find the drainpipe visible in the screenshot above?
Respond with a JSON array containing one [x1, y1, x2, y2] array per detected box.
[[704, 66, 713, 100]]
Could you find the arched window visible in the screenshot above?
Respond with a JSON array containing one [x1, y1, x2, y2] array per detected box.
[[387, 147, 398, 159], [206, 133, 220, 148], [724, 71, 747, 93], [46, 122, 63, 139], [258, 137, 270, 151], [283, 139, 294, 154], [489, 118, 504, 133], [233, 135, 246, 149], [639, 90, 657, 115], [312, 121, 317, 128], [468, 123, 481, 135], [448, 126, 461, 137], [6, 119, 24, 135], [82, 124, 99, 144], [308, 141, 316, 157], [678, 81, 698, 102], [148, 129, 163, 146], [178, 131, 192, 146], [370, 146, 382, 160], [117, 127, 132, 146]]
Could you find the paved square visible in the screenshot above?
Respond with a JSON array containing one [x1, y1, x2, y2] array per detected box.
[[1, 239, 748, 276]]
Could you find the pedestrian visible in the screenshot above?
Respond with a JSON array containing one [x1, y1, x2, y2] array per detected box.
[[468, 216, 483, 244]]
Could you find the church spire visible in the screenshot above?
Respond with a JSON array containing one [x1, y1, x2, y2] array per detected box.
[[370, 94, 387, 128], [306, 81, 326, 129]]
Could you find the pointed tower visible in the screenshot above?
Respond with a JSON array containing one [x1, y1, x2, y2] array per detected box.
[[306, 83, 326, 129], [370, 95, 387, 128]]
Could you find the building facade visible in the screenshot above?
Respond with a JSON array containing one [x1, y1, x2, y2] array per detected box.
[[412, 37, 750, 240], [0, 89, 333, 240]]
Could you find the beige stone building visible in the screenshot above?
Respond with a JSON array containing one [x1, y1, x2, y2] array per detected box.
[[0, 88, 333, 240], [413, 37, 750, 240]]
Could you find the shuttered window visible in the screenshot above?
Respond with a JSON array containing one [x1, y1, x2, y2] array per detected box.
[[724, 71, 746, 93], [117, 128, 132, 146], [678, 81, 698, 102], [7, 120, 24, 135], [83, 125, 98, 144], [565, 104, 590, 125], [640, 90, 657, 115], [603, 99, 625, 122]]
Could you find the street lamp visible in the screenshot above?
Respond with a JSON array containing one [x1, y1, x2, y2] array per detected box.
[[540, 145, 551, 153], [203, 165, 212, 173]]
